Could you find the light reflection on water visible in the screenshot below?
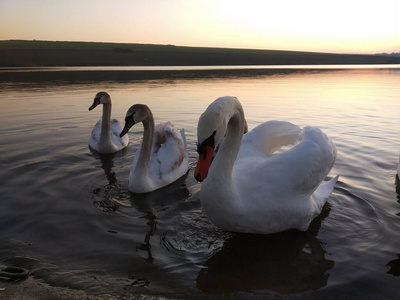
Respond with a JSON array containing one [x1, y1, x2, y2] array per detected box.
[[0, 66, 399, 298]]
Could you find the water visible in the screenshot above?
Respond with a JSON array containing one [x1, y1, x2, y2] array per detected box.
[[0, 66, 399, 299]]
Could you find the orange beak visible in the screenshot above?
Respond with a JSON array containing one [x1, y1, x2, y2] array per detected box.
[[194, 145, 214, 182]]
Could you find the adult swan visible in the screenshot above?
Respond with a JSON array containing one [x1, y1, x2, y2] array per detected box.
[[120, 104, 190, 193], [194, 96, 338, 234], [88, 92, 129, 154]]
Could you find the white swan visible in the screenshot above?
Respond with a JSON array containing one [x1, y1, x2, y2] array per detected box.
[[120, 104, 190, 193], [88, 92, 129, 154], [194, 96, 338, 234]]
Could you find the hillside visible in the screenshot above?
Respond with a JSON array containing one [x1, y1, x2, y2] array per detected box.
[[0, 40, 399, 67]]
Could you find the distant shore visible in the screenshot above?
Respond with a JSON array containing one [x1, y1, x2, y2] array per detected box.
[[1, 40, 399, 67]]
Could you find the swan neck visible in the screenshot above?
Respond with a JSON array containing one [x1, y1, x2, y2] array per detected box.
[[100, 102, 112, 143], [210, 106, 244, 181], [135, 112, 155, 177]]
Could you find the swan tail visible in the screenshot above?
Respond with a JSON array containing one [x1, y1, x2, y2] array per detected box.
[[179, 128, 191, 171], [293, 126, 337, 194], [180, 128, 187, 152], [311, 175, 339, 211]]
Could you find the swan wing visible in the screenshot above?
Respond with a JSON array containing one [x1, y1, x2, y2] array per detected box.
[[239, 120, 302, 158], [155, 123, 187, 173], [88, 118, 102, 150], [110, 119, 129, 149], [230, 125, 337, 233], [235, 125, 337, 201], [89, 118, 129, 152], [147, 123, 189, 187]]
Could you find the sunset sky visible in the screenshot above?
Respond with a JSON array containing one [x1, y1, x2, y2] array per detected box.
[[0, 0, 399, 54]]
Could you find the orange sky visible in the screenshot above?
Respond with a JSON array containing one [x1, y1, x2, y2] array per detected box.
[[0, 0, 399, 54]]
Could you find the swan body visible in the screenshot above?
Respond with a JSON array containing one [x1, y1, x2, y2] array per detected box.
[[194, 96, 338, 234], [120, 104, 190, 193], [88, 92, 129, 154]]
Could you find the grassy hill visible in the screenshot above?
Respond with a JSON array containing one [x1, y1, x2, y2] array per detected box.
[[0, 40, 399, 67]]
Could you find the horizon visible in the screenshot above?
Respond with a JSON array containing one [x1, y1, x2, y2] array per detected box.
[[1, 0, 399, 55], [2, 39, 398, 57]]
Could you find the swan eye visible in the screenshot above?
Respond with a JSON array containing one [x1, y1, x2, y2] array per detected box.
[[125, 115, 134, 123], [125, 111, 136, 122], [196, 143, 203, 155], [197, 131, 216, 155]]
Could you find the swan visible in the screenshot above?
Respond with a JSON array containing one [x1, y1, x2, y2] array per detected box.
[[88, 92, 129, 154], [120, 104, 190, 193], [194, 96, 338, 234]]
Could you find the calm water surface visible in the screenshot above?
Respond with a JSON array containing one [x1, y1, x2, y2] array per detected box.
[[0, 66, 399, 299]]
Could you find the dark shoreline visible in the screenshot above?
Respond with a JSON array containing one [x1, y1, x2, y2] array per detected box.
[[2, 66, 394, 85], [1, 40, 399, 67]]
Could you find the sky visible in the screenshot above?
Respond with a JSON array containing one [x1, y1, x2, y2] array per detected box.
[[0, 0, 399, 54]]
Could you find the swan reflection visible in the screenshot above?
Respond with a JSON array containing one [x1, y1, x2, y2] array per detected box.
[[388, 173, 400, 276], [395, 173, 400, 204], [131, 197, 157, 264], [129, 174, 190, 264], [387, 254, 400, 276], [196, 205, 334, 295], [89, 148, 129, 212]]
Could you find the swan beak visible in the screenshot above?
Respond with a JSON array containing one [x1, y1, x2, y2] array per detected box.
[[194, 146, 214, 182], [88, 98, 100, 111], [120, 118, 135, 137]]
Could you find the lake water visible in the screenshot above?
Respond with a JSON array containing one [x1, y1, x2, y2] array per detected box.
[[0, 66, 399, 299]]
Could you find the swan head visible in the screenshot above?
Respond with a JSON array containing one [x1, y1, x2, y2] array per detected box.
[[89, 92, 111, 111], [194, 96, 242, 182], [120, 104, 151, 137]]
